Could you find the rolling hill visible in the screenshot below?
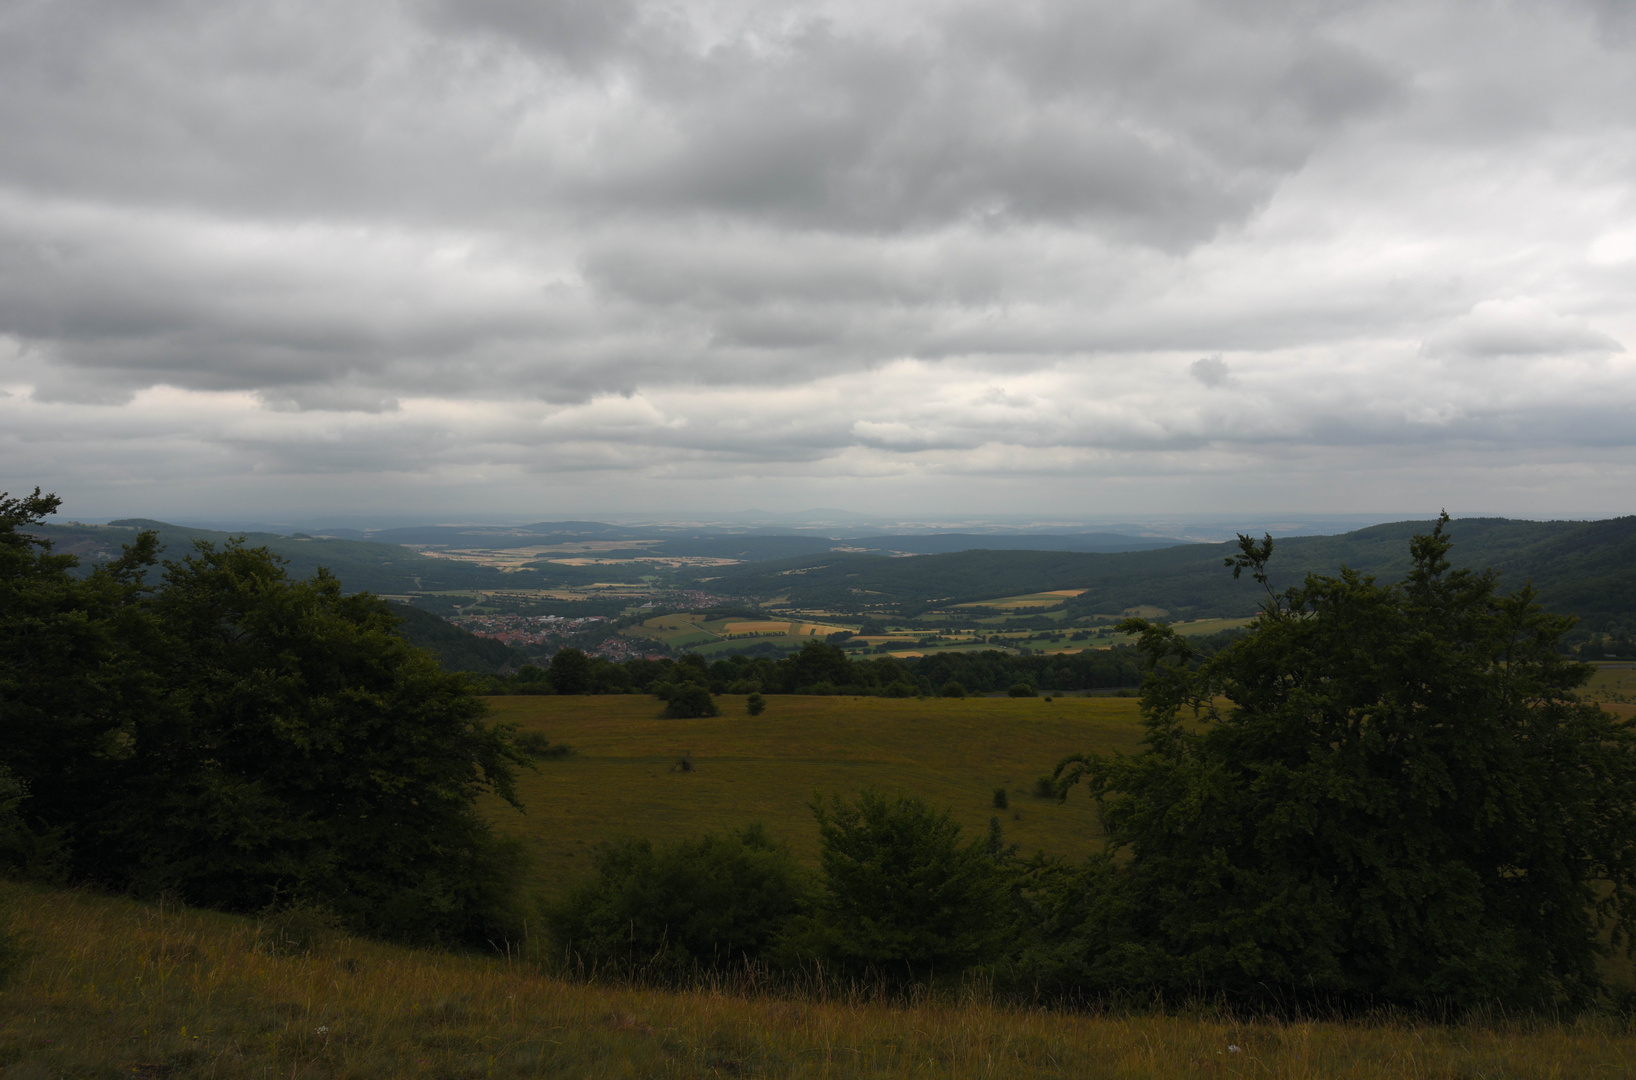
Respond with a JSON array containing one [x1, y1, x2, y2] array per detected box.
[[683, 516, 1636, 631]]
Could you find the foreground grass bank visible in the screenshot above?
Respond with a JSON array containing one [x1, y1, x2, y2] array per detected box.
[[5, 882, 1635, 1079], [481, 694, 1145, 895]]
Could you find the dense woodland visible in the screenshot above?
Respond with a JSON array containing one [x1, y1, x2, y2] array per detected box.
[[6, 488, 1636, 1014]]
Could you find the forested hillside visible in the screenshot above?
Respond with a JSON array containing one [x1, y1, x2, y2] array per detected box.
[[392, 603, 528, 674], [686, 516, 1636, 635]]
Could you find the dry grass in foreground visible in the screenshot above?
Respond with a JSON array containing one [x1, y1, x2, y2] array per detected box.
[[4, 882, 1635, 1079]]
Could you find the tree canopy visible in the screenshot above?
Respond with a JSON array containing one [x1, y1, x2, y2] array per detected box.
[[0, 490, 528, 943], [1051, 516, 1636, 1010]]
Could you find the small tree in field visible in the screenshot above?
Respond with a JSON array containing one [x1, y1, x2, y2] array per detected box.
[[1053, 516, 1636, 1010], [548, 647, 594, 694], [804, 790, 1009, 977], [663, 683, 719, 718]]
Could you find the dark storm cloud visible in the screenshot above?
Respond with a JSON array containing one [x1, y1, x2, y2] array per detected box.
[[0, 0, 1633, 518]]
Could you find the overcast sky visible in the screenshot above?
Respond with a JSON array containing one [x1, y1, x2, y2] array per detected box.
[[2, 0, 1634, 523]]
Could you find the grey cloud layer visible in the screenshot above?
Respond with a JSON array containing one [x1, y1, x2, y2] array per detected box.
[[1, 0, 1634, 515]]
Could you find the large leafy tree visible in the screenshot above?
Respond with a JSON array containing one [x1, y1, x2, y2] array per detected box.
[[0, 491, 528, 942], [0, 489, 158, 871], [1054, 516, 1636, 1010]]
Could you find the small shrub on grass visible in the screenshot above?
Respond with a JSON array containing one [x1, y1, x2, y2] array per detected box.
[[1032, 776, 1058, 800], [796, 789, 1010, 978], [939, 681, 967, 698], [1007, 682, 1037, 698], [746, 692, 767, 716], [663, 684, 719, 718], [513, 731, 574, 758], [546, 824, 811, 979], [992, 787, 1009, 810], [881, 681, 917, 698], [255, 901, 341, 957]]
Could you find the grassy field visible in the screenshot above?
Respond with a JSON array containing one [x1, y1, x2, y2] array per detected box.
[[1587, 663, 1636, 712], [482, 695, 1142, 896], [622, 614, 859, 654], [6, 880, 1636, 1079]]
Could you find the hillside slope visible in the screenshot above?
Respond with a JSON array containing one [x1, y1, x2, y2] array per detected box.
[[392, 603, 527, 674], [688, 517, 1636, 629], [35, 519, 535, 593], [5, 881, 1623, 1079]]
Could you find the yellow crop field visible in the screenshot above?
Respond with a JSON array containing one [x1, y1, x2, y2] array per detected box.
[[717, 620, 797, 634], [1169, 616, 1256, 636], [957, 591, 1083, 609], [482, 694, 1143, 896], [624, 615, 862, 650]]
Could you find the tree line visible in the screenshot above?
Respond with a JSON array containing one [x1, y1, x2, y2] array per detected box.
[[1, 490, 528, 943], [486, 639, 1149, 698]]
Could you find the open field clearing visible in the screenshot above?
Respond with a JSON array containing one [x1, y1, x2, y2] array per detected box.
[[1168, 616, 1256, 636], [720, 620, 808, 634], [482, 695, 1142, 896], [957, 590, 1086, 609], [446, 586, 654, 603], [1587, 663, 1636, 715], [544, 556, 739, 568], [623, 614, 860, 653], [6, 882, 1635, 1080]]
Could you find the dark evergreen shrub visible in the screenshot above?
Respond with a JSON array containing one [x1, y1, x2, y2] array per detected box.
[[663, 684, 719, 718], [546, 824, 810, 978], [798, 790, 1009, 977]]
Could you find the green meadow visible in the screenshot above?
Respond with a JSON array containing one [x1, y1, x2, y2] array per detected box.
[[482, 694, 1144, 895], [622, 613, 860, 654]]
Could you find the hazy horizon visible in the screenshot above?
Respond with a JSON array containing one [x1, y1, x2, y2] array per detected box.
[[40, 507, 1627, 547]]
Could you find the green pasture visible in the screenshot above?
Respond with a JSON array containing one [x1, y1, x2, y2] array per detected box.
[[972, 608, 1075, 625], [1587, 662, 1636, 711], [623, 612, 862, 654], [482, 693, 1146, 896]]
